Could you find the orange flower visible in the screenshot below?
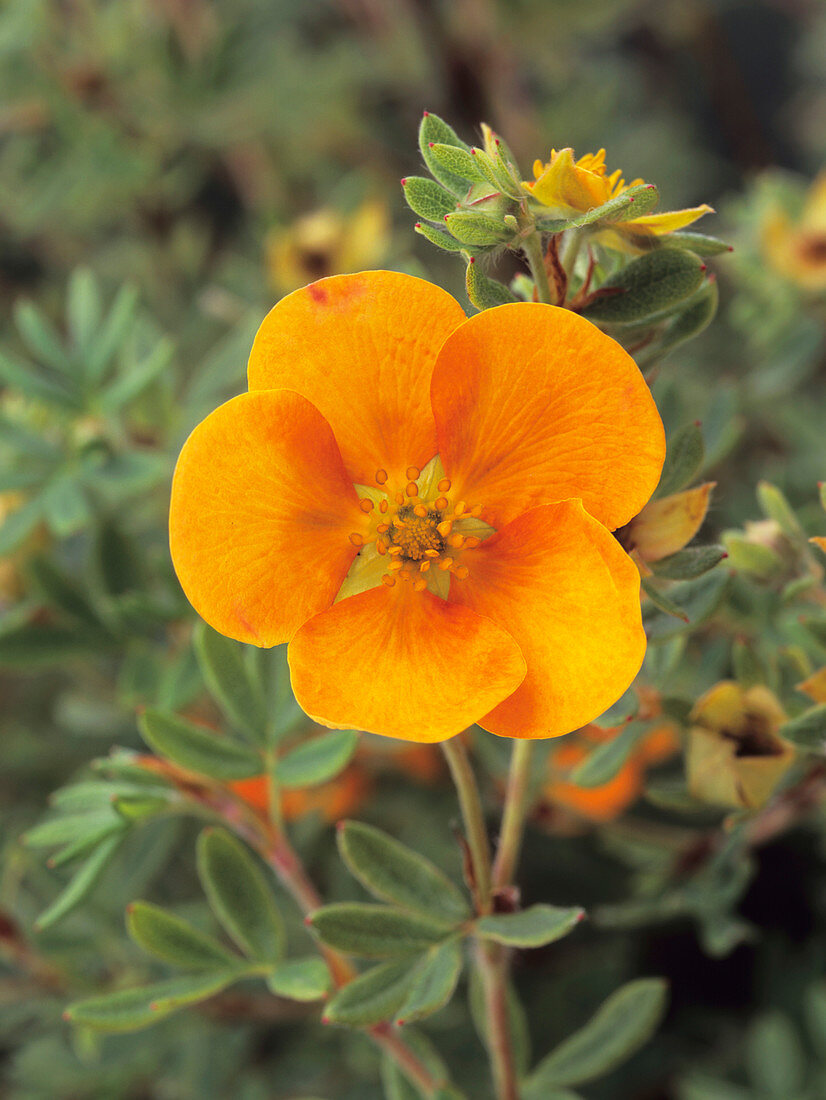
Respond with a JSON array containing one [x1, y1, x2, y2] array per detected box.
[[230, 767, 370, 823], [544, 722, 680, 823], [169, 271, 664, 742]]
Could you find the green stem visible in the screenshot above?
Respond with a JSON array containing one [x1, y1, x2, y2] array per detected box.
[[492, 741, 534, 891], [521, 231, 553, 305], [441, 736, 492, 913]]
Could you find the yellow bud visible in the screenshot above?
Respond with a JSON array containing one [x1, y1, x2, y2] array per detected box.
[[623, 483, 714, 564], [686, 681, 795, 810]]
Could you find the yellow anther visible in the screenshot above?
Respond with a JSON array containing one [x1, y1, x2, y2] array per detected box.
[[437, 519, 453, 537], [438, 557, 453, 571], [464, 536, 481, 549], [413, 504, 428, 518], [377, 522, 390, 534], [375, 468, 388, 485], [349, 533, 364, 547], [395, 492, 405, 505], [424, 549, 440, 558], [379, 499, 388, 514], [388, 560, 403, 572], [377, 539, 387, 555], [449, 533, 464, 548], [412, 577, 427, 592], [359, 498, 374, 513], [419, 560, 430, 572], [454, 500, 466, 517], [438, 478, 451, 492], [388, 546, 403, 556], [406, 466, 420, 481], [452, 565, 469, 580], [435, 497, 448, 510], [382, 574, 396, 587], [406, 482, 418, 497]]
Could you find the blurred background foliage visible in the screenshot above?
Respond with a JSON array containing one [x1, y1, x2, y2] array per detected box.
[[2, 0, 826, 1097]]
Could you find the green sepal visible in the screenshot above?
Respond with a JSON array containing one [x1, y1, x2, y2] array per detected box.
[[419, 113, 473, 195], [465, 257, 518, 311], [661, 230, 732, 256], [277, 729, 359, 788], [655, 422, 705, 498], [266, 956, 330, 1001], [196, 827, 285, 964], [641, 577, 692, 621], [476, 904, 584, 948], [651, 546, 727, 581], [337, 820, 470, 923], [138, 709, 262, 780], [779, 705, 826, 751], [402, 176, 457, 222], [395, 938, 464, 1024], [582, 250, 705, 325], [426, 143, 485, 185], [64, 972, 240, 1033], [309, 903, 451, 958], [470, 148, 521, 199], [645, 277, 718, 361], [194, 622, 268, 745], [570, 722, 650, 788], [444, 211, 512, 246], [522, 978, 668, 1093], [414, 221, 477, 254], [323, 959, 417, 1027], [757, 481, 805, 540], [126, 901, 238, 970]]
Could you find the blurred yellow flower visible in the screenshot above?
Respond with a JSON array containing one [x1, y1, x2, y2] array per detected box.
[[617, 483, 714, 575], [265, 200, 390, 293], [686, 681, 795, 810], [762, 172, 826, 292], [524, 147, 713, 245]]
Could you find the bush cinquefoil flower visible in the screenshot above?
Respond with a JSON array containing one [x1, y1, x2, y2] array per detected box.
[[170, 271, 664, 742], [762, 171, 826, 293], [525, 147, 713, 242]]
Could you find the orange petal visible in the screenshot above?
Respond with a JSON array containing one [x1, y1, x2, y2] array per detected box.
[[247, 271, 467, 487], [625, 204, 714, 235], [625, 483, 714, 562], [170, 390, 363, 647], [451, 501, 646, 739], [288, 583, 526, 743], [431, 304, 664, 531]]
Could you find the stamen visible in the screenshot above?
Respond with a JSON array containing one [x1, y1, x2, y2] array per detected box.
[[419, 561, 430, 572], [438, 478, 451, 492], [437, 519, 453, 537], [449, 533, 464, 548], [359, 498, 374, 513], [406, 482, 418, 497], [388, 560, 403, 572], [470, 504, 482, 518], [377, 540, 387, 555], [435, 496, 448, 510], [413, 504, 428, 518], [377, 522, 390, 534], [464, 536, 481, 549], [438, 557, 453, 571], [375, 469, 388, 485], [452, 565, 469, 580], [395, 492, 405, 505], [454, 500, 466, 516], [424, 549, 440, 558], [388, 546, 403, 556], [406, 466, 420, 480], [379, 500, 388, 513], [412, 577, 427, 592], [349, 533, 364, 547], [382, 575, 396, 587]]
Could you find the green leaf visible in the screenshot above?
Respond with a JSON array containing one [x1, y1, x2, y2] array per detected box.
[[41, 476, 91, 537], [277, 729, 359, 788], [641, 577, 691, 621], [779, 704, 826, 750], [523, 978, 668, 1092], [583, 250, 705, 325], [194, 623, 268, 744], [0, 620, 102, 667], [381, 1059, 423, 1100], [414, 221, 476, 254], [444, 211, 512, 246], [35, 833, 124, 930], [27, 556, 105, 630], [426, 143, 485, 184], [571, 722, 649, 788], [14, 299, 70, 374], [655, 423, 705, 498], [26, 810, 121, 849], [310, 904, 450, 958], [465, 257, 518, 311], [402, 176, 457, 222], [267, 957, 330, 1001], [746, 1012, 805, 1098], [652, 546, 726, 581], [86, 284, 140, 382], [127, 901, 238, 970], [337, 821, 470, 923], [722, 535, 783, 578], [757, 481, 805, 541], [662, 230, 732, 256], [475, 904, 584, 948], [324, 960, 417, 1027], [644, 570, 730, 640], [470, 147, 520, 197], [395, 938, 463, 1024], [419, 112, 472, 195], [138, 709, 262, 780], [196, 828, 285, 964], [649, 278, 718, 360], [0, 347, 77, 407], [99, 336, 174, 413], [65, 972, 238, 1032], [67, 267, 102, 356]]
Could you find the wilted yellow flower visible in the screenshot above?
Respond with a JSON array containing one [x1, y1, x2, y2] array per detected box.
[[524, 147, 713, 247], [686, 681, 795, 810], [617, 483, 714, 575], [265, 199, 390, 293], [762, 172, 826, 292]]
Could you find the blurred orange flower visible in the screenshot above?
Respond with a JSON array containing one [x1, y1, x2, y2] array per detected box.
[[170, 271, 664, 743], [762, 172, 826, 292], [230, 766, 371, 824], [524, 147, 713, 245], [544, 722, 680, 823]]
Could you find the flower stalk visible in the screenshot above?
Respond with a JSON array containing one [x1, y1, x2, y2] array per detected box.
[[520, 230, 553, 305], [493, 740, 534, 892]]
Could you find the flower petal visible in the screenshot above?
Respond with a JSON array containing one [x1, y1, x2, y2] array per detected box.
[[170, 390, 363, 647], [625, 204, 714, 235], [526, 148, 608, 211], [247, 271, 467, 486], [431, 303, 665, 531], [288, 583, 526, 743], [624, 483, 714, 563], [450, 501, 646, 739]]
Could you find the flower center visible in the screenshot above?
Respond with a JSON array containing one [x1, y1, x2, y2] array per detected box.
[[338, 457, 495, 602]]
